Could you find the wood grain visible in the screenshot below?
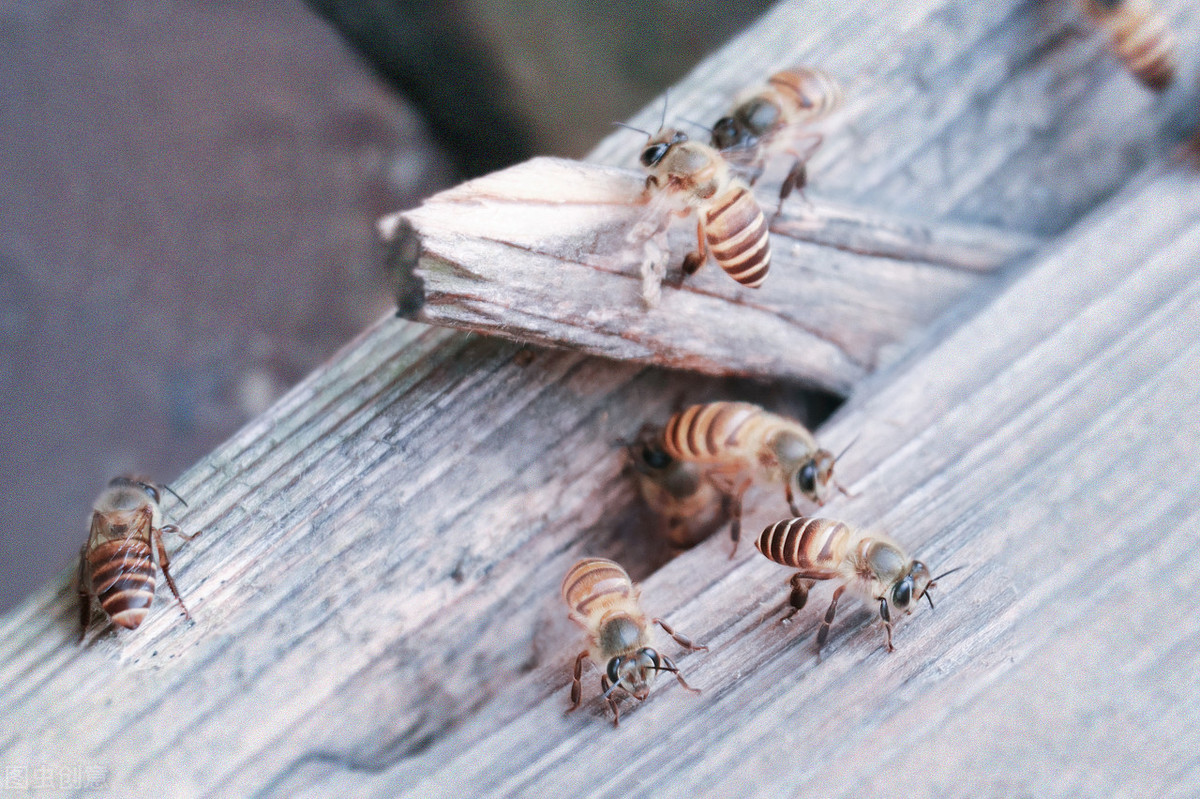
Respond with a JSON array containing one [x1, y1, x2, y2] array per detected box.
[[1, 0, 1198, 796]]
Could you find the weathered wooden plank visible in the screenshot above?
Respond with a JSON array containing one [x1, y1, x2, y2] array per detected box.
[[383, 158, 1036, 394], [0, 162, 1194, 796], [0, 0, 1198, 796]]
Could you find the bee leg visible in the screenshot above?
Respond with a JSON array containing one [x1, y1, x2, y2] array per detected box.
[[161, 522, 201, 542], [153, 526, 192, 620], [76, 547, 92, 643], [652, 618, 708, 652], [567, 650, 587, 712], [681, 219, 708, 276], [879, 597, 895, 652], [783, 482, 803, 517], [601, 675, 621, 727], [815, 584, 846, 651], [835, 479, 860, 500], [658, 654, 701, 694], [781, 574, 814, 623], [778, 162, 807, 211], [726, 481, 751, 559], [777, 134, 823, 214]]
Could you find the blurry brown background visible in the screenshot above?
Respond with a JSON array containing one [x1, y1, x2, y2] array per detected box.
[[0, 0, 771, 612]]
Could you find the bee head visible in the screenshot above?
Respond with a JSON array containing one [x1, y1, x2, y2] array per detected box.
[[709, 115, 746, 150], [791, 448, 835, 504], [640, 129, 689, 168], [604, 647, 661, 701]]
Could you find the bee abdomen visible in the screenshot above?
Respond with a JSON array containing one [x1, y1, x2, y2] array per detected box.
[[756, 517, 848, 568], [562, 558, 634, 617], [705, 188, 769, 288], [769, 67, 842, 118], [662, 402, 761, 462], [1087, 0, 1177, 90], [88, 540, 156, 629]]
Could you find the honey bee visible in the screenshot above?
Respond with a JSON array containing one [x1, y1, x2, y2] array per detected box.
[[660, 402, 850, 553], [710, 67, 842, 209], [639, 127, 771, 289], [756, 516, 954, 652], [77, 476, 200, 640], [562, 557, 706, 726], [1078, 0, 1178, 91], [626, 427, 731, 551]]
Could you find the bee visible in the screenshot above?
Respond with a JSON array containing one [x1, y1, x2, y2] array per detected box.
[[562, 557, 706, 726], [660, 402, 850, 553], [756, 516, 954, 652], [77, 476, 200, 640], [626, 427, 731, 551], [1078, 0, 1178, 92], [710, 67, 842, 209], [639, 127, 771, 289]]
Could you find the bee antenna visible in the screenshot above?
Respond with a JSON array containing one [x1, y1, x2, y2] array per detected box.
[[931, 565, 967, 584], [659, 90, 670, 131], [677, 116, 712, 135], [923, 591, 935, 610], [613, 121, 652, 139], [160, 484, 188, 507], [833, 433, 861, 464]]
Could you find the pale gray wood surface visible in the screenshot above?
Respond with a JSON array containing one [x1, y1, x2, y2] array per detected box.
[[0, 0, 1198, 797]]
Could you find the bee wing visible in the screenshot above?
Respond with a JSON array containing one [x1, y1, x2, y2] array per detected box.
[[716, 140, 767, 185], [85, 509, 106, 548], [89, 504, 155, 550], [717, 119, 829, 178]]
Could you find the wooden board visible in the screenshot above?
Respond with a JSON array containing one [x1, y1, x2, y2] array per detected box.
[[1, 0, 1198, 796]]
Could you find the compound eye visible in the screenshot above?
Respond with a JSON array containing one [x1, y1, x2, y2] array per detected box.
[[640, 143, 669, 167], [606, 657, 622, 685], [140, 483, 161, 503], [892, 577, 913, 609], [640, 445, 672, 470], [639, 648, 660, 670], [710, 116, 740, 150], [797, 461, 818, 495]]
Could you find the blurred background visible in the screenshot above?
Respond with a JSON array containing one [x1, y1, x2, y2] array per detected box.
[[0, 0, 774, 612]]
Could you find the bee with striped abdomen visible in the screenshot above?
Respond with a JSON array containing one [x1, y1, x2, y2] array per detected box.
[[756, 516, 950, 652], [710, 67, 842, 210], [660, 402, 849, 554], [562, 557, 706, 726], [626, 427, 731, 551], [1078, 0, 1177, 91], [77, 476, 199, 641], [639, 127, 771, 289]]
